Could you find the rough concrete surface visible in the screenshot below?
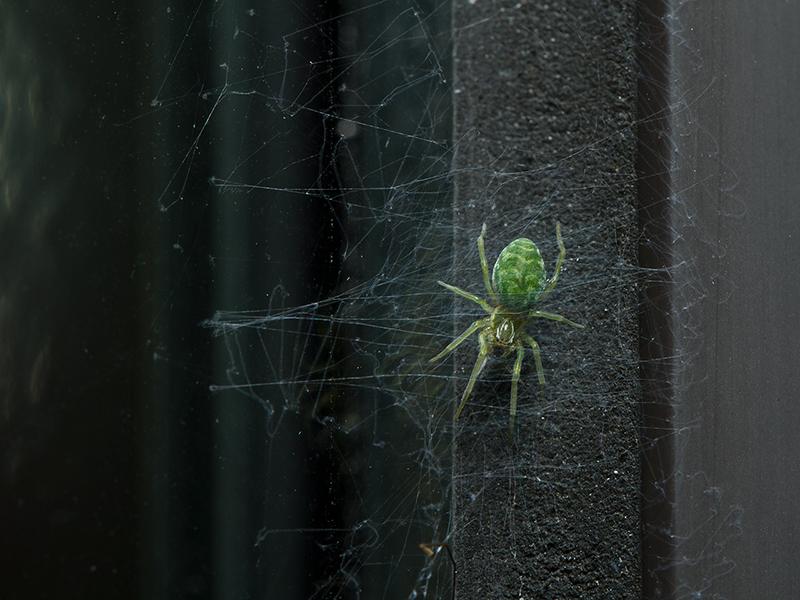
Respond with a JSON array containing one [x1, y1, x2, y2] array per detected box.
[[451, 1, 640, 598]]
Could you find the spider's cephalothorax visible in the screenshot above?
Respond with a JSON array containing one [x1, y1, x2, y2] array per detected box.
[[493, 314, 516, 346], [431, 223, 584, 428]]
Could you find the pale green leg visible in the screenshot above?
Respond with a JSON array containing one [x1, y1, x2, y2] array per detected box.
[[542, 222, 566, 297], [455, 332, 490, 420], [429, 318, 487, 363], [523, 334, 546, 386], [477, 223, 498, 304], [437, 280, 492, 314], [529, 310, 585, 329], [509, 344, 525, 431]]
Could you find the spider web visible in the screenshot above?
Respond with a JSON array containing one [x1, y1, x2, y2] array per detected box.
[[141, 1, 742, 598]]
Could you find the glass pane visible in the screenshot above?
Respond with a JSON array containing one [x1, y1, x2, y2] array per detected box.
[[1, 1, 452, 599]]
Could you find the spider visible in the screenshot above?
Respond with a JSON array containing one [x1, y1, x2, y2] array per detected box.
[[430, 222, 584, 426]]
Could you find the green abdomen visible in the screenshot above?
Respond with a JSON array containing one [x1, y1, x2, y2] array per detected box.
[[492, 238, 546, 311]]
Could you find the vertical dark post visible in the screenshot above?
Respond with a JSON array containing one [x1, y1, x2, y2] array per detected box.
[[641, 1, 800, 596], [637, 0, 674, 596], [451, 2, 640, 597]]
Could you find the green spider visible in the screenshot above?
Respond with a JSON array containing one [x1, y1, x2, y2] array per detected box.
[[430, 222, 584, 426]]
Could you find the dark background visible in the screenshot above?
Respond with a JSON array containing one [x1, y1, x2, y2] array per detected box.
[[1, 1, 453, 598], [1, 1, 355, 598]]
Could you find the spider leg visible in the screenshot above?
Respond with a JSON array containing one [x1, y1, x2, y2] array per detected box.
[[541, 222, 566, 298], [454, 332, 490, 420], [528, 310, 584, 329], [522, 334, 546, 386], [509, 344, 525, 431], [477, 223, 499, 304], [437, 281, 493, 314], [429, 318, 488, 363]]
